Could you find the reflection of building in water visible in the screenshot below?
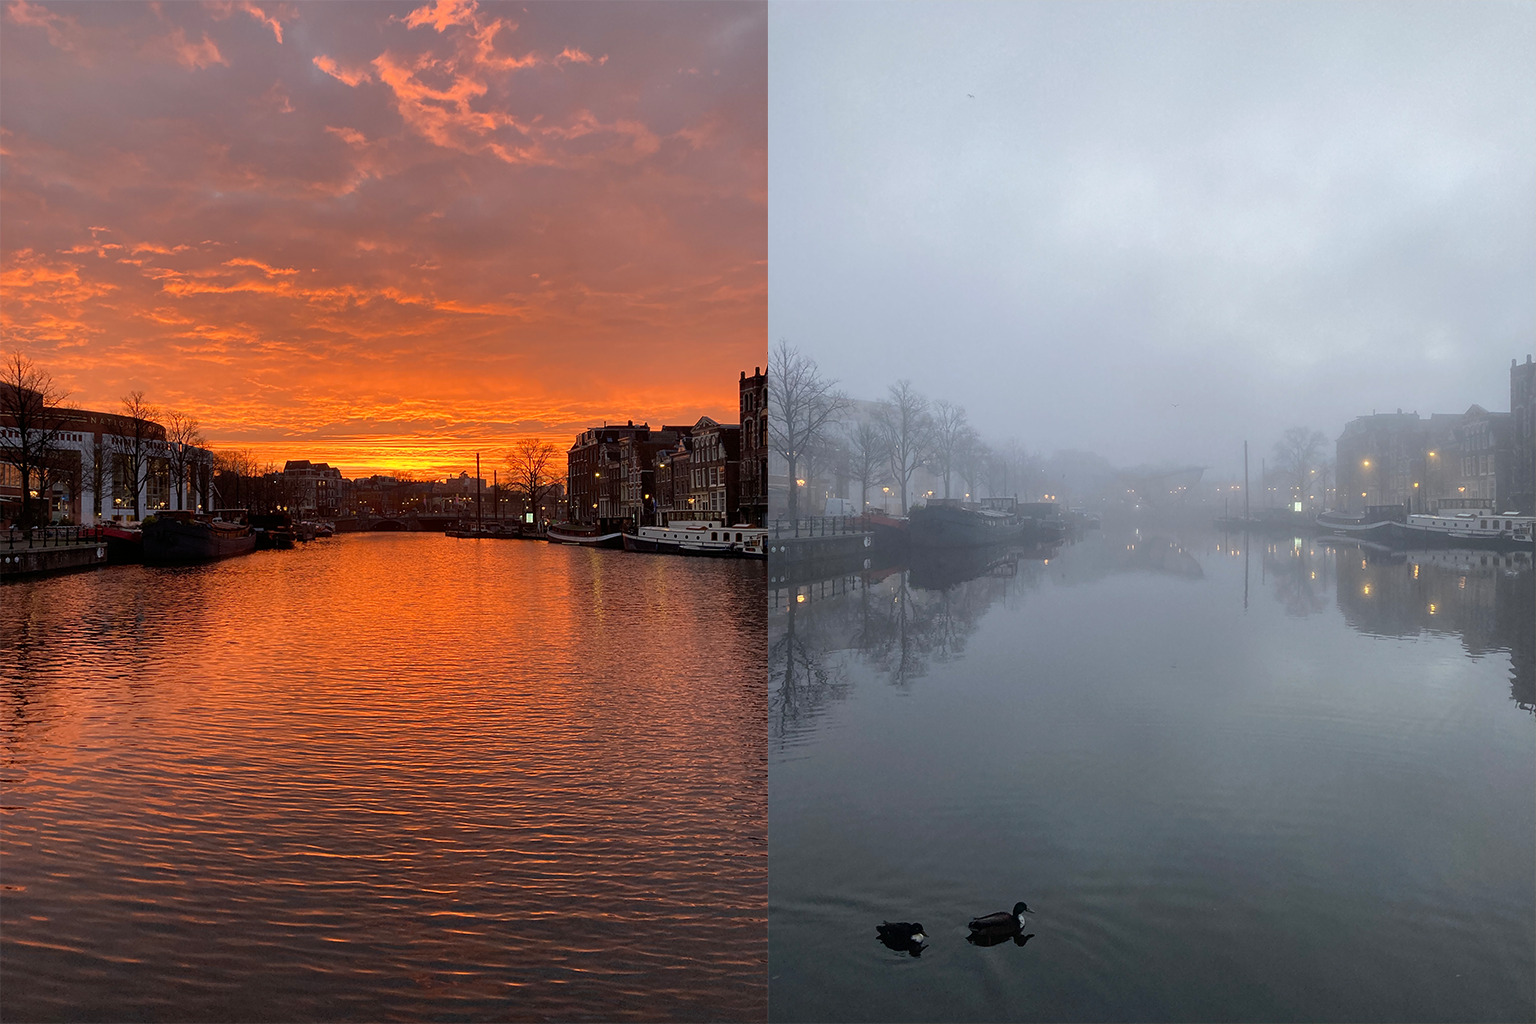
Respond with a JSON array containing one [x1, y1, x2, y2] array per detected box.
[[1335, 544, 1534, 714]]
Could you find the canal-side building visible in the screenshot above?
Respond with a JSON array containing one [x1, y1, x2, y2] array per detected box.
[[566, 422, 655, 524], [561, 367, 765, 526], [654, 435, 693, 524], [739, 367, 768, 526], [684, 417, 742, 523], [1336, 410, 1459, 514], [1511, 355, 1536, 514], [1334, 354, 1536, 515], [282, 459, 345, 515], [2, 395, 212, 525], [615, 430, 683, 528], [1443, 405, 1511, 511]]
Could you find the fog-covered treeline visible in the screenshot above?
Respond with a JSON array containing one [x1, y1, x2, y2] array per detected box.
[[768, 341, 1339, 519]]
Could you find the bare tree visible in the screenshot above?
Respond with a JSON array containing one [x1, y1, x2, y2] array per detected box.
[[114, 391, 161, 519], [845, 418, 889, 513], [80, 438, 106, 523], [769, 341, 848, 521], [1272, 427, 1327, 506], [929, 400, 969, 499], [506, 438, 558, 523], [212, 448, 257, 510], [164, 411, 205, 511], [1314, 458, 1335, 508], [876, 379, 932, 515], [985, 437, 1032, 500], [0, 352, 72, 528], [955, 428, 987, 501]]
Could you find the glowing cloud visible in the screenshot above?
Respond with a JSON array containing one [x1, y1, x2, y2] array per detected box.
[[2, 2, 767, 477]]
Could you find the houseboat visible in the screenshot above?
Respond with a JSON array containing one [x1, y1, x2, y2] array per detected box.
[[545, 522, 625, 549], [623, 521, 767, 559], [249, 511, 296, 549], [1315, 504, 1407, 541], [1389, 510, 1535, 551], [101, 521, 144, 563], [1018, 501, 1069, 542], [141, 510, 257, 563], [909, 497, 1026, 548]]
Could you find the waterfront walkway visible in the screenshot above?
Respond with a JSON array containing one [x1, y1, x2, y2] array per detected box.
[[2, 526, 110, 579]]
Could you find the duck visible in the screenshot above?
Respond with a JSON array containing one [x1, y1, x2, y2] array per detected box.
[[875, 921, 928, 956], [967, 901, 1031, 933]]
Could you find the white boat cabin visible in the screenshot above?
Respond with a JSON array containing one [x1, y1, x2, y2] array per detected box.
[[642, 519, 767, 555], [1407, 510, 1534, 542]]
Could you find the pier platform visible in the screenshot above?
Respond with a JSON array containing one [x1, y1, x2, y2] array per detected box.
[[2, 529, 110, 580], [768, 517, 877, 569]]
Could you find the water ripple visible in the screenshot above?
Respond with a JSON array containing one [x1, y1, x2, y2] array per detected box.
[[2, 534, 766, 1022]]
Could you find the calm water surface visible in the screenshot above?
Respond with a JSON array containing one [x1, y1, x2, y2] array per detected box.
[[769, 525, 1534, 1022], [2, 533, 766, 1022]]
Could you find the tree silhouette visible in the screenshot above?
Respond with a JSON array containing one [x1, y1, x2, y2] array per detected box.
[[0, 352, 71, 529], [877, 380, 932, 514], [769, 341, 847, 521]]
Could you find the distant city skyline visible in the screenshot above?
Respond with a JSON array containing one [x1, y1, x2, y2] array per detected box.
[[2, 0, 766, 476]]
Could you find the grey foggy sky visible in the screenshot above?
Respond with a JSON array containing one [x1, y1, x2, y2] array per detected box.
[[767, 1, 1536, 475]]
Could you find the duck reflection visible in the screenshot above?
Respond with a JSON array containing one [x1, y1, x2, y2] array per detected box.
[[966, 929, 1036, 948]]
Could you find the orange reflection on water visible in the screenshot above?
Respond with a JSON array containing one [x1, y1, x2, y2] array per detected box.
[[1, 534, 766, 1021]]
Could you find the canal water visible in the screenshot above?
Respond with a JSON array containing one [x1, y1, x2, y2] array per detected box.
[[2, 533, 766, 1022], [769, 527, 1534, 1022]]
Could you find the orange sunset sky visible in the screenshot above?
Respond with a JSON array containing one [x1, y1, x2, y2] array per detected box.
[[1, 0, 766, 477]]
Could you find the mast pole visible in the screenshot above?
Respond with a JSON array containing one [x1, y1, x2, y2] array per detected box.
[[1243, 441, 1250, 521]]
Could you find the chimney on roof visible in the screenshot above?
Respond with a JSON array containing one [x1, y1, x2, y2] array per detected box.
[[627, 419, 633, 427], [740, 370, 745, 380]]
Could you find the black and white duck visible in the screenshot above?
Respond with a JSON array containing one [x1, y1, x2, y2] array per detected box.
[[967, 901, 1031, 934], [875, 921, 928, 956]]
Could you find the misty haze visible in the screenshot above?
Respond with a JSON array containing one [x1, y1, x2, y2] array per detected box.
[[767, 4, 1533, 1022]]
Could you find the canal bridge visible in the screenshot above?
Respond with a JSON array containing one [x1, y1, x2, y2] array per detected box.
[[335, 513, 463, 533]]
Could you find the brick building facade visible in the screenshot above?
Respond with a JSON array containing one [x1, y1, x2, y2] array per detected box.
[[1510, 355, 1535, 514], [738, 367, 767, 526]]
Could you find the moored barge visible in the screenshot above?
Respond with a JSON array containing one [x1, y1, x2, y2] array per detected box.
[[1389, 510, 1534, 551], [545, 523, 624, 549], [141, 510, 257, 563], [909, 497, 1026, 548], [1315, 505, 1408, 541], [622, 520, 766, 558]]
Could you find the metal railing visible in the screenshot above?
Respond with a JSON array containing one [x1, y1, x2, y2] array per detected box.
[[6, 525, 103, 550], [770, 516, 870, 539]]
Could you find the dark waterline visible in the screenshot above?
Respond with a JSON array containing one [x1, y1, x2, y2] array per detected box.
[[768, 527, 1534, 1022], [2, 533, 767, 1022]]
